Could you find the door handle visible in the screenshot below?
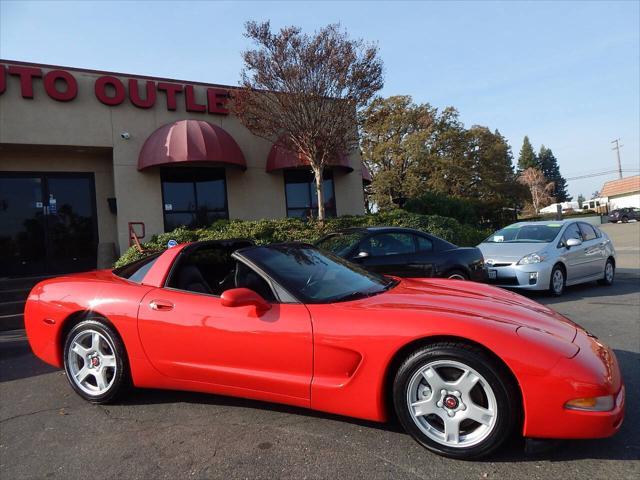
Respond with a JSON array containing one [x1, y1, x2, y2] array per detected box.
[[149, 300, 174, 311]]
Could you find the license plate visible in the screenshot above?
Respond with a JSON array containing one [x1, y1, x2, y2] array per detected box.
[[488, 269, 497, 279]]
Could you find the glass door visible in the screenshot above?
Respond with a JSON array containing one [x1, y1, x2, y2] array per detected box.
[[45, 175, 98, 274], [0, 173, 98, 277], [0, 175, 47, 276]]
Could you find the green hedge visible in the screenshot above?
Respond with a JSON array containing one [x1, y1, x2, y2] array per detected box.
[[403, 192, 517, 229], [114, 209, 491, 268]]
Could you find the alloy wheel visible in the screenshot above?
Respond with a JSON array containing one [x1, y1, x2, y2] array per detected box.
[[552, 269, 564, 295], [66, 329, 117, 396], [406, 360, 498, 448], [605, 262, 614, 283]]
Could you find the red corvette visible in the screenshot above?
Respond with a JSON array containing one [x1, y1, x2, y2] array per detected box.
[[25, 240, 624, 459]]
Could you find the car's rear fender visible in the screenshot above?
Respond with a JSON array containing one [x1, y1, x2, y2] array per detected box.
[[24, 276, 158, 385]]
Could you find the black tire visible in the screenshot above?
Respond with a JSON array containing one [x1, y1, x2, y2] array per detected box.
[[598, 258, 615, 286], [446, 270, 469, 281], [621, 216, 629, 223], [63, 318, 129, 404], [549, 264, 565, 296], [392, 342, 519, 459]]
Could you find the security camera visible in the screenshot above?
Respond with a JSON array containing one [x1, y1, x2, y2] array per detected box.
[[120, 132, 131, 140]]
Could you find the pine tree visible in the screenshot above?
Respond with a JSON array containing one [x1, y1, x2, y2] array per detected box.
[[538, 145, 571, 202], [517, 136, 539, 172]]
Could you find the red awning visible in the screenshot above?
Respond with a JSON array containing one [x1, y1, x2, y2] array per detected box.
[[265, 139, 353, 173], [138, 120, 246, 171]]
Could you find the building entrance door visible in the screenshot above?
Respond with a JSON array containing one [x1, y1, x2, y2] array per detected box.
[[0, 173, 98, 277]]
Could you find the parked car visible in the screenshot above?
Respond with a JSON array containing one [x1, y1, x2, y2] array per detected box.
[[608, 207, 640, 223], [25, 241, 624, 459], [315, 227, 485, 281], [478, 220, 616, 295]]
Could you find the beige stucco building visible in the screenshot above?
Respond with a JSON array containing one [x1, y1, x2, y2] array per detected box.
[[0, 60, 366, 277]]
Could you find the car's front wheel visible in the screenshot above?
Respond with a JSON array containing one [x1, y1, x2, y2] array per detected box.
[[393, 343, 519, 459], [598, 258, 615, 286], [446, 270, 469, 280], [63, 318, 129, 404], [549, 265, 565, 296]]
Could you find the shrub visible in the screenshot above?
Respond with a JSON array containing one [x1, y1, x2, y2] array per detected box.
[[114, 210, 491, 268], [404, 192, 517, 229]]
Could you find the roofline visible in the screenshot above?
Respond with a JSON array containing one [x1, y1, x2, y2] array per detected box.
[[0, 58, 238, 91]]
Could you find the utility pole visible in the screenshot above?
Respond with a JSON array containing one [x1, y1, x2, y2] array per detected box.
[[611, 139, 623, 179]]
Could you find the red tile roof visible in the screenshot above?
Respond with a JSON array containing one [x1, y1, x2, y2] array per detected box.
[[601, 175, 640, 197]]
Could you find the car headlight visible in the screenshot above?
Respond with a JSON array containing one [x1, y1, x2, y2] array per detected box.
[[565, 395, 615, 412], [517, 253, 545, 265]]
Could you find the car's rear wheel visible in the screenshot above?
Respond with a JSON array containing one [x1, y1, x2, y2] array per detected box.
[[63, 318, 129, 404], [549, 265, 565, 296], [446, 270, 468, 280], [598, 258, 615, 286], [393, 343, 519, 459]]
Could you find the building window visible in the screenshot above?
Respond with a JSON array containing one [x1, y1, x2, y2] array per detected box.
[[161, 168, 228, 231], [284, 170, 336, 218]]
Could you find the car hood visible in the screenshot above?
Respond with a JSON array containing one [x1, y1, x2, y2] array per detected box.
[[344, 278, 577, 342], [477, 242, 548, 263]]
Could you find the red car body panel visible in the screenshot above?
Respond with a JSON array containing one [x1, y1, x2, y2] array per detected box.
[[24, 244, 624, 440]]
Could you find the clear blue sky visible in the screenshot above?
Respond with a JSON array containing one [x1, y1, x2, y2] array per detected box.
[[2, 0, 639, 199]]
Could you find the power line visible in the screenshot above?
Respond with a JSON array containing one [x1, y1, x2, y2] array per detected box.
[[565, 169, 639, 181]]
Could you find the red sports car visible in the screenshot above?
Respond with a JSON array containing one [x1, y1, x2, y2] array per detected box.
[[25, 240, 624, 459]]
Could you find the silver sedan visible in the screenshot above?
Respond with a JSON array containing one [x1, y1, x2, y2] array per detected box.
[[478, 220, 616, 295]]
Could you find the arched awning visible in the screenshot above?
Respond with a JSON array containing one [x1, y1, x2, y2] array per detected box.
[[138, 120, 246, 171], [265, 139, 353, 173]]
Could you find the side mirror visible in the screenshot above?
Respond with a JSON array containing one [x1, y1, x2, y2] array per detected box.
[[566, 238, 582, 248], [221, 288, 271, 312], [355, 251, 370, 259]]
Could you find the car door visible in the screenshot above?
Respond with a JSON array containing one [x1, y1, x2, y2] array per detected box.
[[578, 222, 606, 277], [558, 222, 588, 282], [354, 232, 421, 277], [137, 251, 313, 401]]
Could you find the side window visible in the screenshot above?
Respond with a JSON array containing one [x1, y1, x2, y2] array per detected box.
[[168, 245, 237, 296], [579, 222, 597, 241], [234, 261, 276, 302], [113, 253, 161, 283], [364, 233, 417, 257], [415, 235, 433, 252], [559, 223, 581, 247]]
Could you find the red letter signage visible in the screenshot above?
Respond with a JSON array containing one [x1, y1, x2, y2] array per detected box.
[[207, 88, 229, 115], [129, 79, 156, 108], [185, 85, 206, 113], [1, 63, 231, 115], [0, 65, 5, 94], [43, 70, 78, 101], [8, 66, 42, 98], [157, 82, 183, 111], [95, 75, 126, 106]]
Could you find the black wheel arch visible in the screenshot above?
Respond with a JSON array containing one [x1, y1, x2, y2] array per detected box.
[[382, 335, 523, 430], [58, 310, 126, 366]]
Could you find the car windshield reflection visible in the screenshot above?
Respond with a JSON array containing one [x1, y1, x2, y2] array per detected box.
[[239, 244, 396, 303]]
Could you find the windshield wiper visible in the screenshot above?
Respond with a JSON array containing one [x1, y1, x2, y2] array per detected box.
[[331, 289, 383, 303]]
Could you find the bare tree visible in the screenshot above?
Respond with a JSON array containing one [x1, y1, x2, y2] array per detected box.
[[518, 167, 555, 213], [234, 21, 384, 221]]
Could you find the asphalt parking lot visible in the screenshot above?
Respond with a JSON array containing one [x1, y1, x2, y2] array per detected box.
[[1, 223, 638, 479]]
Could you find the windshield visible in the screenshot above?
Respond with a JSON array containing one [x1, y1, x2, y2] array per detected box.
[[483, 224, 563, 244], [239, 244, 396, 303], [315, 232, 363, 256]]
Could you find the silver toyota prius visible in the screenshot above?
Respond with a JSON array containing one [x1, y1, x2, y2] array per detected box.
[[478, 220, 616, 295]]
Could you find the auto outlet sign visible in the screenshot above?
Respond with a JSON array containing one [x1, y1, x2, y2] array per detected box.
[[0, 63, 230, 115]]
